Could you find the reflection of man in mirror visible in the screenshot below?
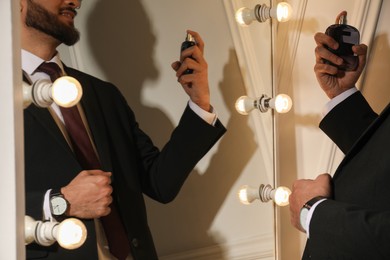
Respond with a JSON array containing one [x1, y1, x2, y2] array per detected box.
[[21, 0, 226, 259], [289, 11, 390, 259]]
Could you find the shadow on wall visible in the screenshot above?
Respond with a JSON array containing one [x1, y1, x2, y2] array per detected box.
[[362, 33, 390, 113], [85, 0, 256, 258], [145, 49, 257, 258], [85, 0, 173, 147]]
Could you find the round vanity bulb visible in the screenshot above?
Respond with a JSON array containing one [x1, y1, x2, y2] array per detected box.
[[52, 76, 83, 108], [274, 2, 293, 22], [272, 186, 291, 206], [270, 94, 292, 113], [238, 185, 259, 205], [235, 96, 255, 115], [235, 7, 255, 26], [55, 218, 87, 250]]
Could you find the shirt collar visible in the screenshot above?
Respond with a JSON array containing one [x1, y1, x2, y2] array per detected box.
[[21, 49, 65, 76]]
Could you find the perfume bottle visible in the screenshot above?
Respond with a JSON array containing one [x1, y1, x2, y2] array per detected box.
[[180, 33, 196, 75], [325, 14, 360, 71]]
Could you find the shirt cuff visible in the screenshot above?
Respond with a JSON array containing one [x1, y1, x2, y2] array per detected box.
[[188, 100, 218, 126], [322, 88, 358, 117], [43, 189, 53, 221], [306, 198, 327, 238]]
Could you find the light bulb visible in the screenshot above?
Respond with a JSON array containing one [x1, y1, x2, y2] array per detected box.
[[238, 185, 259, 204], [55, 218, 87, 250], [52, 76, 83, 108], [235, 2, 293, 26], [273, 2, 293, 22], [235, 94, 292, 114], [235, 7, 255, 26], [269, 94, 292, 113], [235, 96, 255, 115], [25, 216, 87, 249], [23, 76, 83, 109], [271, 186, 291, 206], [237, 184, 291, 206]]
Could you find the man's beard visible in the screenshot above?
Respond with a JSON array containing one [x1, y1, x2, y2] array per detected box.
[[25, 0, 80, 46]]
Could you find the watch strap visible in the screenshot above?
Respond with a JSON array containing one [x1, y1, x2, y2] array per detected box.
[[303, 196, 326, 210], [50, 188, 63, 197], [300, 196, 327, 234]]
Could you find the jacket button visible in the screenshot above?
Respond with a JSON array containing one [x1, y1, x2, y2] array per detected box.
[[131, 238, 139, 248]]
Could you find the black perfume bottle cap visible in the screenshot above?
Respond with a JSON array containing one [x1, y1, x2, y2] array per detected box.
[[325, 13, 360, 71]]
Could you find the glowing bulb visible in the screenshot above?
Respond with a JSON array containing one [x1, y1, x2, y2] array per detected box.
[[235, 94, 292, 114], [235, 7, 255, 26], [237, 184, 291, 206], [274, 2, 293, 22], [23, 76, 83, 109], [235, 96, 255, 115], [271, 186, 291, 206], [269, 94, 293, 113], [25, 216, 87, 249], [238, 185, 259, 204], [55, 218, 87, 250], [52, 76, 83, 108], [235, 2, 293, 26]]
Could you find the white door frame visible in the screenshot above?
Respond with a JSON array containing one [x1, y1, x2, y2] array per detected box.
[[0, 1, 25, 259]]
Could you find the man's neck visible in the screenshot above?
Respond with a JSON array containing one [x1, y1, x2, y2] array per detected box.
[[21, 26, 61, 61]]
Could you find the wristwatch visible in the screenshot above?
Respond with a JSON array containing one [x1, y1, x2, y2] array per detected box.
[[50, 189, 69, 216], [299, 196, 326, 232]]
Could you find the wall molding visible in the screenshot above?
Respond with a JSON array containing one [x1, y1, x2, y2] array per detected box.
[[223, 0, 275, 178], [160, 233, 274, 260]]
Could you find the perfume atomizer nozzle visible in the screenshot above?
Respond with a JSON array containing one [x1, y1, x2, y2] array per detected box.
[[185, 33, 196, 43], [338, 14, 347, 25]]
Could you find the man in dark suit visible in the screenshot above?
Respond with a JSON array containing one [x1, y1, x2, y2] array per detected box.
[[289, 12, 390, 259], [21, 0, 226, 259]]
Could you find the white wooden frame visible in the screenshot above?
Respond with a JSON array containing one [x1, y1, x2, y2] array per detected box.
[[0, 0, 25, 259]]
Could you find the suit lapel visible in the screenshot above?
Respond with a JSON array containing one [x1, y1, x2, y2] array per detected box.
[[65, 68, 113, 172], [333, 103, 390, 180], [24, 104, 75, 158]]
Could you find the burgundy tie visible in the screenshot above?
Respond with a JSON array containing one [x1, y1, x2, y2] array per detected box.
[[37, 62, 131, 260]]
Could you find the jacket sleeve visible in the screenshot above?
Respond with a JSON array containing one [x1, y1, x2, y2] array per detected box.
[[306, 199, 390, 259], [98, 83, 226, 203], [319, 91, 377, 154], [132, 104, 226, 203]]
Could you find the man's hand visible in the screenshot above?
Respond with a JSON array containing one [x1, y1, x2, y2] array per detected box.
[[171, 30, 210, 112], [289, 173, 332, 232], [61, 170, 113, 219], [314, 11, 367, 99]]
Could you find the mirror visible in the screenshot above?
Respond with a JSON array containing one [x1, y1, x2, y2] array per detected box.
[[275, 0, 384, 258], [59, 0, 275, 258]]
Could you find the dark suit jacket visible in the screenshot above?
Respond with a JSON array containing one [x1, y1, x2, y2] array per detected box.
[[24, 66, 226, 259], [302, 92, 390, 259]]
